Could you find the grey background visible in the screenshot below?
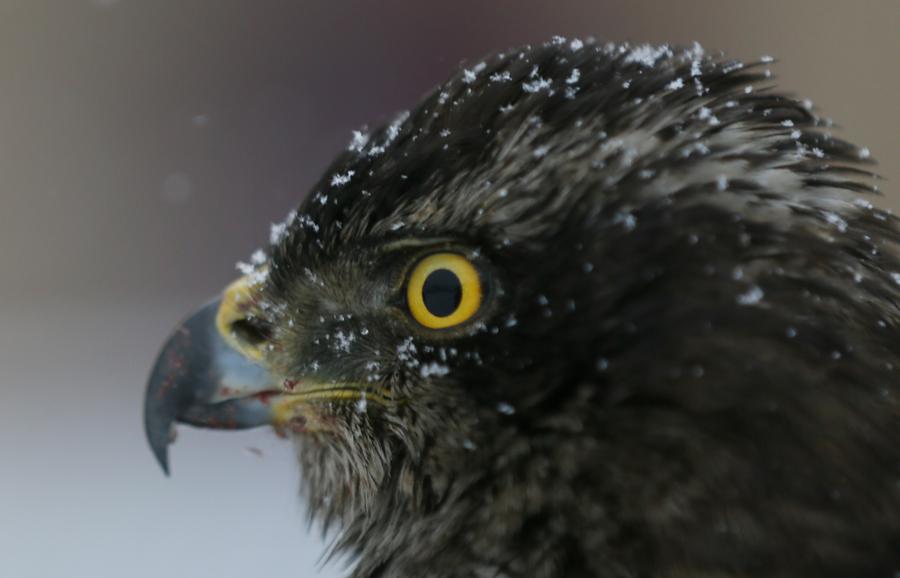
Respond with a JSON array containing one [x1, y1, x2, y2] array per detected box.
[[0, 1, 896, 577]]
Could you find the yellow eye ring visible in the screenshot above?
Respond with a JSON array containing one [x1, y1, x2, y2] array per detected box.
[[407, 253, 483, 329]]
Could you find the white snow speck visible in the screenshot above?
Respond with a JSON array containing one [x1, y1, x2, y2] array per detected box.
[[570, 38, 584, 51], [334, 330, 355, 353], [269, 210, 298, 244], [236, 260, 269, 286], [420, 362, 450, 378], [522, 76, 552, 93], [566, 68, 581, 85], [781, 120, 794, 127], [330, 170, 355, 187], [859, 147, 871, 159], [666, 78, 684, 90], [462, 61, 487, 84], [823, 212, 848, 233], [624, 44, 672, 68], [269, 223, 287, 244], [489, 71, 512, 83], [235, 260, 254, 275], [760, 55, 775, 63], [378, 110, 409, 148], [355, 394, 368, 413], [613, 212, 637, 231], [737, 285, 764, 306], [397, 337, 419, 368], [697, 106, 719, 125], [294, 212, 319, 233], [533, 145, 550, 158], [716, 175, 729, 191], [250, 249, 267, 265], [497, 402, 516, 415], [680, 141, 710, 158], [891, 273, 900, 286], [348, 130, 369, 152], [686, 41, 705, 59]]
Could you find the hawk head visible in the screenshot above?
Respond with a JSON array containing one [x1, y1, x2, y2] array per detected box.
[[145, 39, 900, 577]]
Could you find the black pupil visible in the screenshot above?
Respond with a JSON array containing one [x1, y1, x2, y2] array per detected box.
[[422, 269, 463, 317]]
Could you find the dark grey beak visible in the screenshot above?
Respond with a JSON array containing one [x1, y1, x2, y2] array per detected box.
[[144, 298, 276, 475]]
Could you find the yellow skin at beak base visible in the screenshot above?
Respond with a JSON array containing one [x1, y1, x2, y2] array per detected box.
[[215, 275, 395, 429], [215, 276, 267, 362]]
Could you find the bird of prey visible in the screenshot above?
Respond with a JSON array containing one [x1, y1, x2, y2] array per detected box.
[[145, 38, 900, 577]]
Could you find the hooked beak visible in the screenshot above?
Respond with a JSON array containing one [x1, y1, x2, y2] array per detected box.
[[144, 277, 277, 475]]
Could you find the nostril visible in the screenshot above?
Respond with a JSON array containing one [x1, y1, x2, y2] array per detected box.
[[231, 318, 271, 347]]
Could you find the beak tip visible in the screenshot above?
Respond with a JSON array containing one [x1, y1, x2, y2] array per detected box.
[[143, 297, 276, 476], [146, 418, 174, 476], [153, 444, 172, 476], [143, 302, 220, 478]]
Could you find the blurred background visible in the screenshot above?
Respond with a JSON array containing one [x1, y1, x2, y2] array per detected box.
[[0, 1, 896, 576]]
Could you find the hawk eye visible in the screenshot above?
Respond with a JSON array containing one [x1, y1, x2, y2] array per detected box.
[[407, 253, 482, 329]]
